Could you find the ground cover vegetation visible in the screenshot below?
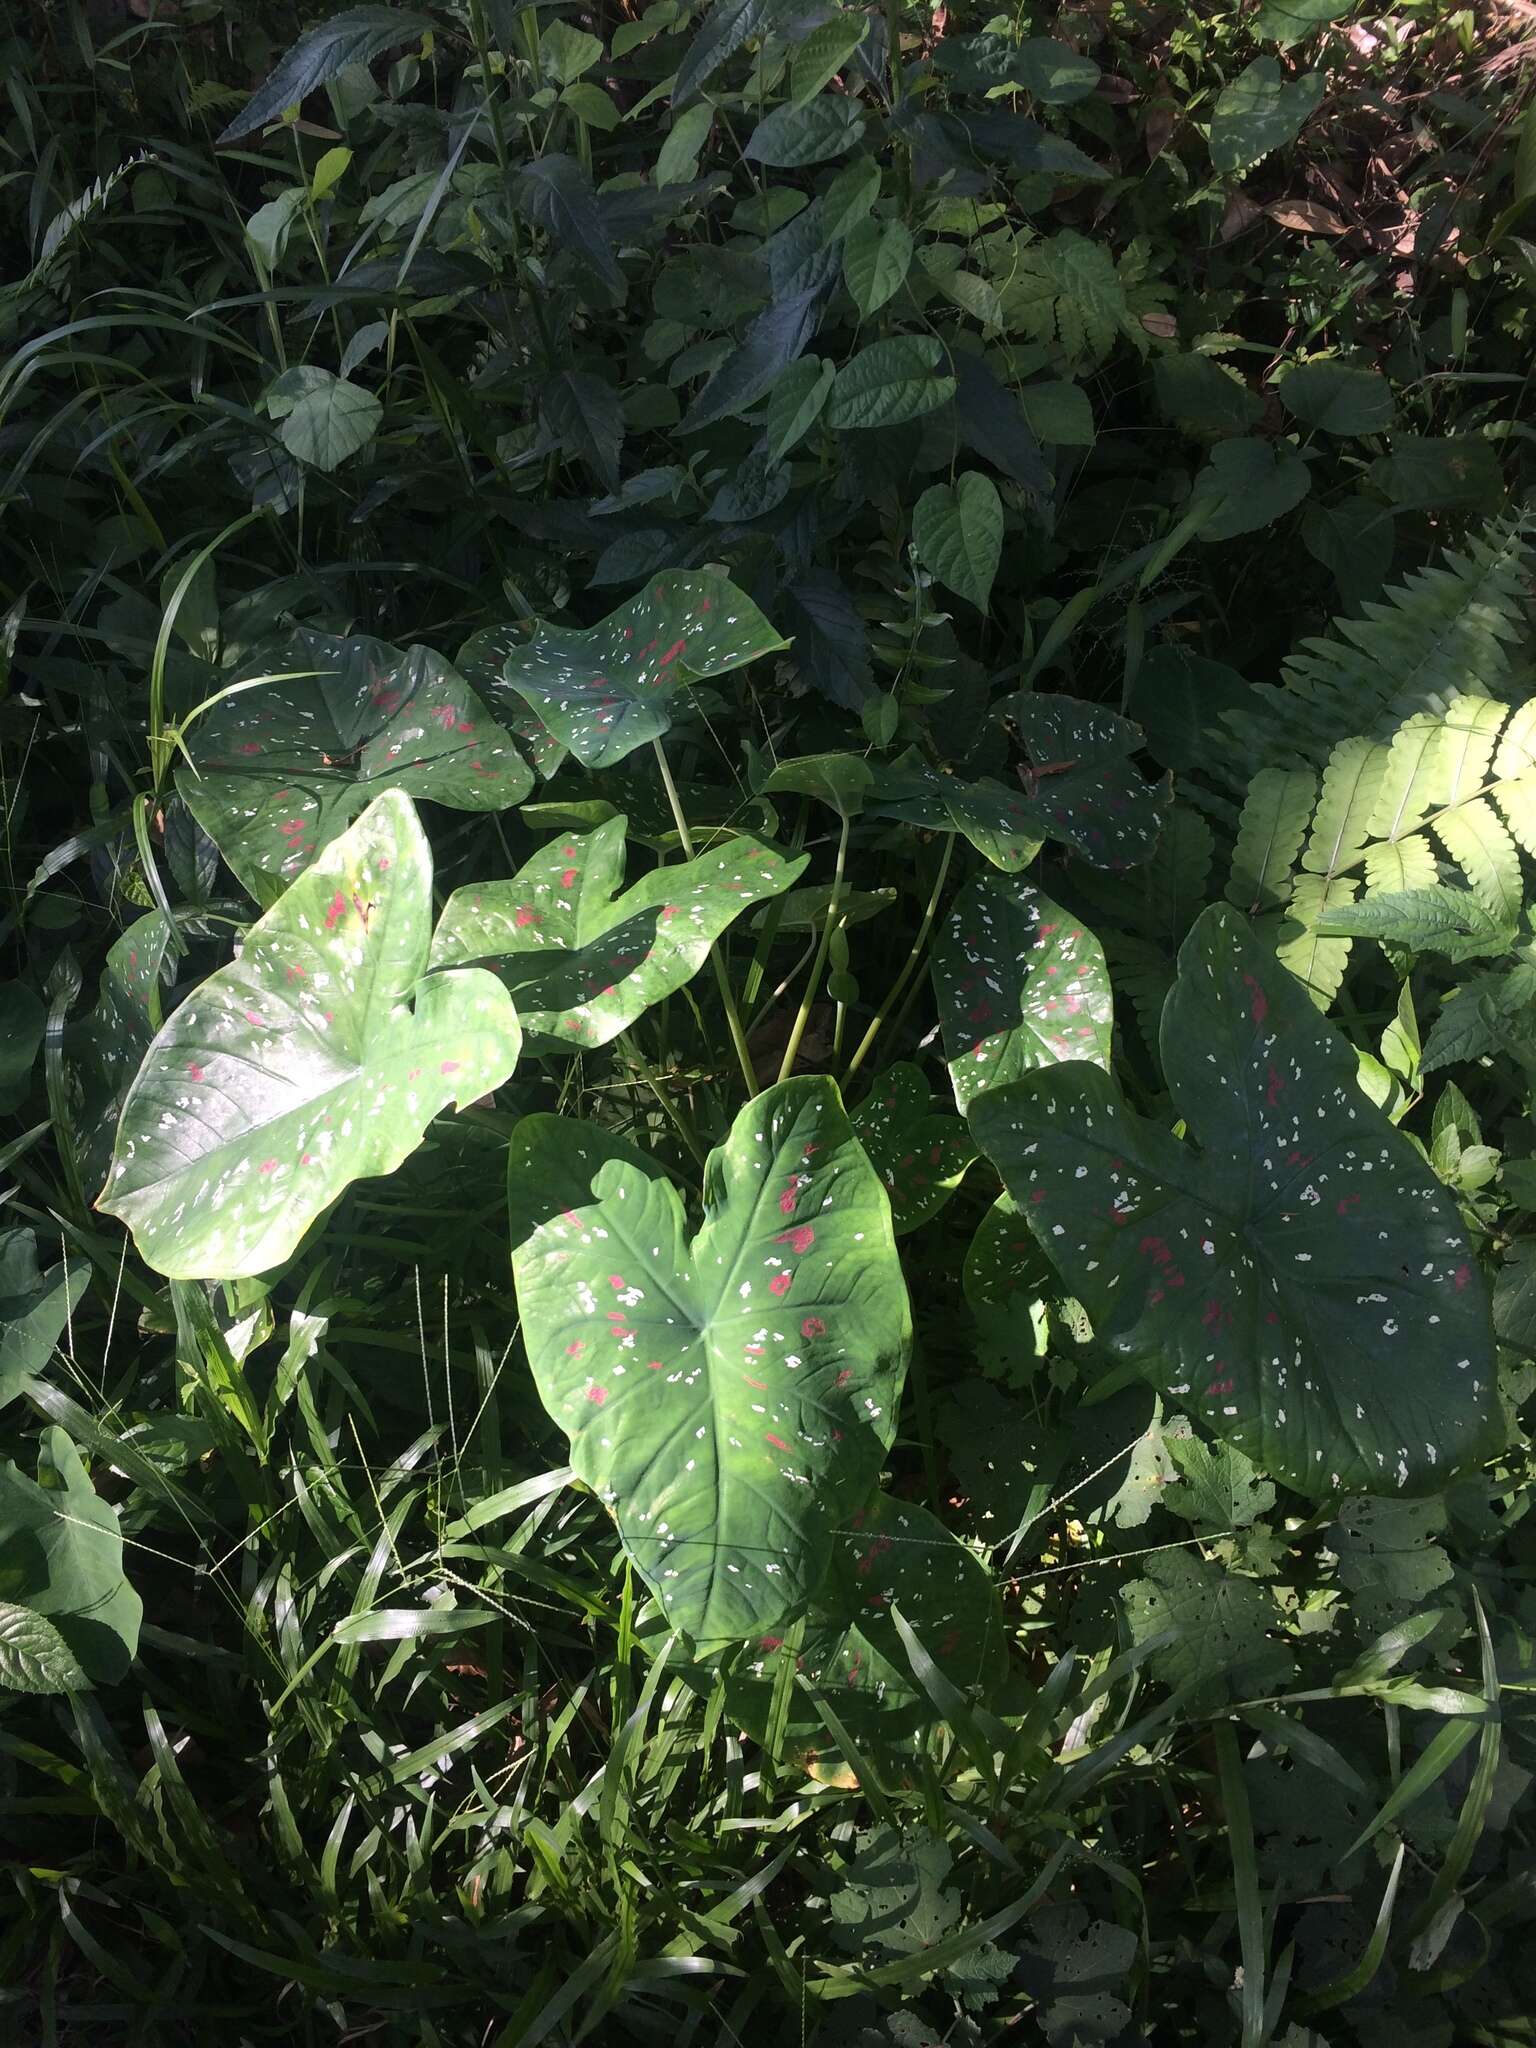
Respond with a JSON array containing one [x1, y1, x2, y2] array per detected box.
[[3, 0, 1536, 2039]]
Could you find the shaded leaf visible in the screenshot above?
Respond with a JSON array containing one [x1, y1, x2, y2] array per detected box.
[[0, 1427, 141, 1686], [217, 6, 435, 144], [0, 1231, 90, 1411], [912, 472, 1003, 613], [850, 1064, 976, 1232]]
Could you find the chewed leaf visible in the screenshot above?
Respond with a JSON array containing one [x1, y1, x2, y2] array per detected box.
[[969, 903, 1500, 1495], [934, 872, 1113, 1114], [850, 1064, 975, 1232], [490, 570, 789, 770], [178, 628, 533, 897], [430, 816, 806, 1048], [996, 691, 1171, 868], [99, 791, 521, 1280], [510, 1078, 911, 1642]]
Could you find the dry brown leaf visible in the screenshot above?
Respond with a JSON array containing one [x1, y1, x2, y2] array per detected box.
[[1267, 199, 1348, 234], [1140, 310, 1178, 339], [1220, 190, 1264, 241], [1145, 98, 1178, 159]]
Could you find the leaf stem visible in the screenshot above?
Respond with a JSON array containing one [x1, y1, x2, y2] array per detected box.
[[842, 832, 952, 1084], [651, 738, 758, 1098], [778, 813, 849, 1085]]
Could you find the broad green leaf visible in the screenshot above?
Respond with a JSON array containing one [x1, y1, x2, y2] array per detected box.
[[1163, 1428, 1276, 1530], [933, 873, 1112, 1115], [1277, 362, 1395, 435], [912, 471, 1003, 613], [996, 693, 1172, 868], [541, 17, 604, 83], [454, 625, 568, 780], [850, 1065, 976, 1232], [1193, 436, 1311, 541], [765, 356, 834, 462], [970, 904, 1501, 1495], [656, 100, 714, 185], [763, 751, 872, 818], [1370, 435, 1504, 514], [430, 817, 805, 1047], [791, 16, 868, 103], [1209, 59, 1324, 176], [745, 95, 865, 166], [842, 217, 913, 316], [1122, 1550, 1294, 1709], [509, 1078, 911, 1641], [514, 155, 624, 298], [0, 1601, 88, 1695], [217, 5, 435, 143], [1016, 378, 1094, 446], [679, 289, 822, 434], [1015, 36, 1101, 103], [245, 187, 304, 272], [494, 571, 789, 769], [542, 370, 624, 489], [178, 628, 534, 899], [100, 792, 521, 1281], [309, 145, 351, 202], [75, 914, 179, 1190], [266, 367, 382, 473], [707, 1493, 1004, 1767], [0, 1427, 141, 1686], [817, 154, 881, 242], [0, 1230, 90, 1410], [673, 0, 808, 105], [1253, 0, 1353, 44], [827, 338, 955, 431]]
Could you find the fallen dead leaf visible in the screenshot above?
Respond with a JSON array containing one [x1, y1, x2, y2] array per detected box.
[[1140, 310, 1178, 339], [1267, 199, 1348, 234], [1145, 98, 1178, 159], [1220, 190, 1264, 241]]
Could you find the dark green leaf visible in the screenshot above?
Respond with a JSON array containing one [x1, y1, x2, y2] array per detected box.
[[217, 6, 435, 144], [745, 96, 865, 167]]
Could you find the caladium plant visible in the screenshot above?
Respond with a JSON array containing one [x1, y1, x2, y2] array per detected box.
[[508, 1078, 911, 1642], [970, 904, 1500, 1493], [99, 791, 521, 1280], [429, 815, 806, 1048], [850, 1063, 976, 1233], [487, 570, 790, 770], [933, 872, 1113, 1115], [995, 692, 1171, 869], [178, 628, 534, 900]]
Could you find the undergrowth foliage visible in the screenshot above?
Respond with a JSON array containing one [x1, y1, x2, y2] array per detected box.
[[3, 0, 1536, 2042]]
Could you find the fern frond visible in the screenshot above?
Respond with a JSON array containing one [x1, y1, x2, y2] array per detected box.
[[1207, 510, 1535, 795], [1432, 799, 1523, 924], [1364, 836, 1439, 895], [1278, 872, 1359, 1005], [1226, 765, 1316, 915]]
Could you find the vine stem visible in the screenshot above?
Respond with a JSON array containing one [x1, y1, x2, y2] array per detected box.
[[651, 738, 759, 1098], [777, 812, 850, 1086], [841, 833, 952, 1085]]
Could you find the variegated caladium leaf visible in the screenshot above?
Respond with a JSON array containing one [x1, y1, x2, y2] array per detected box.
[[871, 751, 1044, 872], [508, 1078, 911, 1643], [99, 792, 521, 1281], [850, 1064, 976, 1232], [969, 903, 1500, 1495], [994, 691, 1171, 868], [454, 624, 568, 781], [933, 873, 1113, 1115], [430, 816, 807, 1048], [178, 628, 534, 900], [490, 570, 790, 770]]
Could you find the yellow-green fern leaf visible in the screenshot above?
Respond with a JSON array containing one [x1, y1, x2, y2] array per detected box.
[[1433, 798, 1524, 925], [1364, 835, 1439, 896], [1226, 765, 1316, 915]]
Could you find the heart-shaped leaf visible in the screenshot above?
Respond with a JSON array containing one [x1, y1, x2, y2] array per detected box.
[[179, 629, 534, 900], [0, 1230, 90, 1410], [850, 1065, 976, 1232], [969, 904, 1500, 1494], [0, 1427, 141, 1686], [430, 817, 806, 1047], [934, 873, 1113, 1114], [75, 912, 181, 1192], [912, 471, 1004, 613], [100, 792, 522, 1280], [995, 693, 1171, 868], [454, 625, 568, 780], [494, 571, 789, 770], [509, 1078, 911, 1641]]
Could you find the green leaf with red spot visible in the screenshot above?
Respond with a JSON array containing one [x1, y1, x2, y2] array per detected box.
[[509, 1077, 911, 1643], [454, 624, 569, 780], [871, 751, 1044, 872], [430, 816, 806, 1049], [969, 903, 1500, 1495], [492, 570, 790, 771], [660, 1493, 1003, 1768], [99, 791, 521, 1281], [75, 913, 180, 1191], [850, 1064, 976, 1233], [934, 872, 1113, 1115], [177, 628, 534, 901], [995, 691, 1171, 869]]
